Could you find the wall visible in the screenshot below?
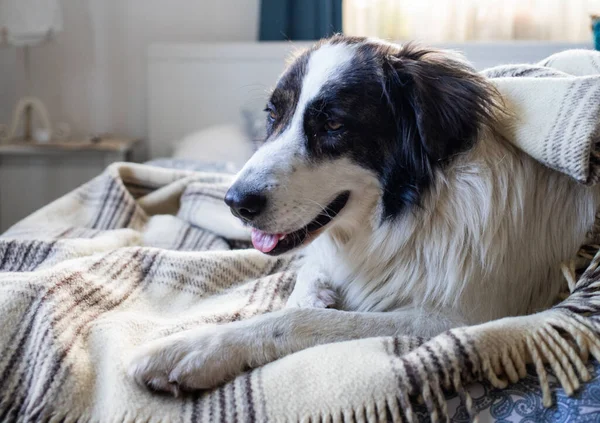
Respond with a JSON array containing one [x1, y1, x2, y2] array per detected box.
[[0, 0, 259, 141]]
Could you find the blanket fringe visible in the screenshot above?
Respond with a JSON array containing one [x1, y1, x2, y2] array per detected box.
[[392, 245, 600, 423]]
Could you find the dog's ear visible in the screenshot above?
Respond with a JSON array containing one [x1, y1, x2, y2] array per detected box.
[[384, 44, 498, 162]]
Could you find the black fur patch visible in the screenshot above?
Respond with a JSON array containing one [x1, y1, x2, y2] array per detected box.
[[381, 43, 499, 218], [265, 51, 310, 139]]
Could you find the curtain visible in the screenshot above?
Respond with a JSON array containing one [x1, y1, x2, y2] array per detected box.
[[594, 15, 600, 49], [343, 0, 599, 42], [259, 0, 342, 41]]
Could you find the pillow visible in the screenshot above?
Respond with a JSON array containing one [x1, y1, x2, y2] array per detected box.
[[145, 158, 238, 174], [172, 123, 255, 170]]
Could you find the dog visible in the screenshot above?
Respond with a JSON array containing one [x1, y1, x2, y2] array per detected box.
[[129, 35, 600, 395]]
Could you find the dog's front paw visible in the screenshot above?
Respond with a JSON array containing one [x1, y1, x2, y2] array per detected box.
[[286, 284, 337, 309], [128, 326, 245, 395]]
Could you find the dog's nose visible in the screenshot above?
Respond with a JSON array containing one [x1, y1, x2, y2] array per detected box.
[[224, 187, 267, 221]]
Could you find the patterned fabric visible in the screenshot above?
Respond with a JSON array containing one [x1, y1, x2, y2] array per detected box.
[[416, 362, 600, 422], [2, 51, 600, 422], [483, 49, 600, 185]]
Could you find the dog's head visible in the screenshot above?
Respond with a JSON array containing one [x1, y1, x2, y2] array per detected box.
[[225, 36, 497, 255]]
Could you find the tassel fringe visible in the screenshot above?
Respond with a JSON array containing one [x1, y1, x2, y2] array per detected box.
[[391, 244, 600, 423]]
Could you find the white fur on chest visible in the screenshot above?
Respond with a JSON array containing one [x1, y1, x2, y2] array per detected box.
[[303, 135, 600, 324]]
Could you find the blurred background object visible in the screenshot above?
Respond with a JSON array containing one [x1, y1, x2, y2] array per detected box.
[[259, 0, 342, 41], [343, 0, 597, 43], [0, 0, 64, 143]]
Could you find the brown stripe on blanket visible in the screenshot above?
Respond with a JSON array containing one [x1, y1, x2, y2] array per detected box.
[[176, 226, 193, 250], [32, 241, 57, 269], [91, 177, 117, 229], [0, 240, 16, 270], [203, 234, 227, 251], [218, 385, 228, 423], [414, 347, 446, 419], [191, 394, 204, 423], [424, 342, 451, 391], [448, 331, 478, 381], [99, 191, 129, 230], [122, 199, 140, 228], [14, 251, 146, 417], [6, 250, 151, 421], [562, 81, 600, 169], [207, 386, 216, 422], [260, 263, 295, 313], [15, 276, 103, 412], [115, 188, 141, 229], [513, 68, 562, 78], [229, 279, 264, 323], [0, 271, 86, 390], [185, 226, 208, 251], [230, 373, 238, 423], [19, 251, 123, 379], [6, 243, 42, 273], [14, 240, 40, 272], [0, 273, 87, 421], [24, 251, 160, 422], [92, 175, 141, 230], [243, 372, 257, 423], [153, 255, 258, 297], [103, 187, 127, 229], [542, 79, 581, 164], [546, 79, 594, 171], [256, 365, 268, 423], [384, 337, 419, 421]]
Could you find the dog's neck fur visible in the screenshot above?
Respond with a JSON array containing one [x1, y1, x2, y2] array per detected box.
[[305, 132, 600, 324]]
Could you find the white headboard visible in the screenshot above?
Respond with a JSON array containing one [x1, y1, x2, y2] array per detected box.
[[147, 41, 591, 158], [147, 42, 309, 158]]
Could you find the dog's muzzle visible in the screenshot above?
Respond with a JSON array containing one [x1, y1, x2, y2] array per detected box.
[[224, 183, 350, 255]]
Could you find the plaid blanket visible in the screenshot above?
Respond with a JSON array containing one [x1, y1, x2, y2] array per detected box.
[[2, 50, 600, 423]]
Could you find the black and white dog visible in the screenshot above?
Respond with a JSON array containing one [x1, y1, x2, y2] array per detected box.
[[130, 36, 600, 394]]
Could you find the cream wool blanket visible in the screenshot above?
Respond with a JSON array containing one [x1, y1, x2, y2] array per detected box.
[[2, 50, 600, 423]]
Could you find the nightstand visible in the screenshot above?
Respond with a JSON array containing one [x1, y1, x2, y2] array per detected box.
[[0, 137, 147, 232]]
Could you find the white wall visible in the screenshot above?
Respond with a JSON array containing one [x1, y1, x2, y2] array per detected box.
[[0, 0, 259, 142]]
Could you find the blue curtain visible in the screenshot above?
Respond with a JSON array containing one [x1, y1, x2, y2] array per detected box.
[[593, 16, 600, 51], [259, 0, 342, 41]]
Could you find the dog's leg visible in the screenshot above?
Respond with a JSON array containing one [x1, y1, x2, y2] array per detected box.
[[285, 265, 337, 309], [129, 307, 465, 394]]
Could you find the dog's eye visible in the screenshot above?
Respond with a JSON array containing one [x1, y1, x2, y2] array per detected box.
[[324, 120, 344, 132], [264, 106, 278, 122]]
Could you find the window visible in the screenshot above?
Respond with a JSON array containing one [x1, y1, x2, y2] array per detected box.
[[343, 0, 598, 42]]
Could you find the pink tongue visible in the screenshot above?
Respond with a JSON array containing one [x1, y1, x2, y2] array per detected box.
[[251, 229, 281, 253]]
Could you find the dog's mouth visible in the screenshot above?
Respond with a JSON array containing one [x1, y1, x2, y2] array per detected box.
[[251, 191, 350, 256]]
